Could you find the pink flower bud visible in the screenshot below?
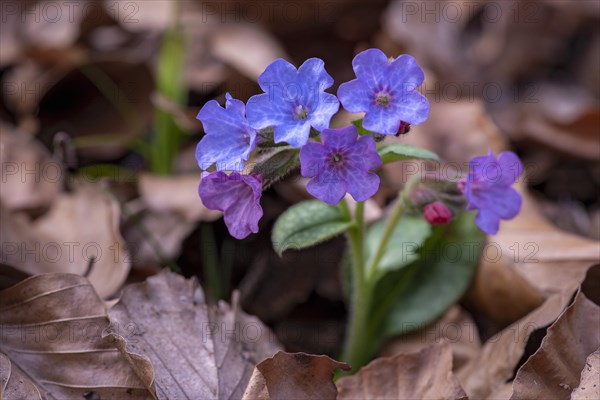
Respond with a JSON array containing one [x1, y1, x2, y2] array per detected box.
[[423, 201, 452, 225]]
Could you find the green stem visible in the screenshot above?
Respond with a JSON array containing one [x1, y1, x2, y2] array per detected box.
[[201, 222, 222, 301], [341, 177, 421, 371], [340, 200, 374, 371], [365, 176, 419, 279]]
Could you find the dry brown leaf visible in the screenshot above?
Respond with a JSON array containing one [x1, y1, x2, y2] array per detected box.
[[210, 24, 289, 81], [138, 173, 220, 222], [0, 273, 153, 399], [242, 352, 350, 400], [511, 292, 600, 400], [337, 342, 467, 400], [0, 182, 130, 298], [499, 195, 598, 296], [495, 85, 600, 160], [123, 174, 220, 268], [571, 349, 600, 400], [458, 292, 575, 399], [381, 306, 482, 373], [0, 123, 63, 211], [106, 270, 282, 399]]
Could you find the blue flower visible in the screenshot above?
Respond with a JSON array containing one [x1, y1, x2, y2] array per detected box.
[[461, 151, 523, 235], [299, 125, 382, 205], [196, 93, 257, 171], [246, 58, 340, 148], [199, 171, 263, 239], [337, 48, 430, 135]]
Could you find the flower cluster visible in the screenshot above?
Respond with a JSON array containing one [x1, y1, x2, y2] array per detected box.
[[195, 49, 522, 239]]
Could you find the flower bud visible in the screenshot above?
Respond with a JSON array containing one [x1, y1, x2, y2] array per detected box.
[[423, 201, 452, 225]]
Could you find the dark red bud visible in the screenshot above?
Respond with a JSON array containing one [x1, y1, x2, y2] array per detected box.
[[423, 201, 452, 225], [396, 121, 411, 136]]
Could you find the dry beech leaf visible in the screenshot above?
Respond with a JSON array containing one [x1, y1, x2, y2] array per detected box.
[[458, 292, 575, 399], [210, 24, 289, 81], [0, 182, 130, 299], [511, 292, 600, 400], [337, 342, 467, 400], [106, 270, 282, 399], [0, 123, 63, 211], [500, 189, 600, 294], [380, 306, 482, 373], [465, 186, 600, 330], [0, 273, 153, 399], [138, 173, 220, 222], [242, 352, 350, 400], [495, 84, 600, 160], [571, 349, 600, 400], [124, 174, 220, 268]]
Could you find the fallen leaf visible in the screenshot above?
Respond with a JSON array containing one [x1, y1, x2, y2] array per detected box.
[[106, 270, 282, 399], [123, 173, 221, 268], [210, 24, 289, 81], [571, 349, 600, 400], [0, 182, 130, 298], [511, 291, 600, 400], [337, 342, 467, 400], [381, 306, 482, 373], [0, 273, 153, 399], [242, 352, 350, 400], [458, 292, 575, 399], [138, 173, 220, 222], [0, 123, 63, 211]]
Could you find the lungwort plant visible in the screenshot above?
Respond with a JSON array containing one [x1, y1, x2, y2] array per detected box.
[[194, 48, 524, 371]]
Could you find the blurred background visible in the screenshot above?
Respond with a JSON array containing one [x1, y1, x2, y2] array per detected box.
[[1, 0, 599, 357]]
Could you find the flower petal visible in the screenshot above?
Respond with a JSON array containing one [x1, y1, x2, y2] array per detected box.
[[470, 185, 522, 220], [298, 58, 334, 90], [273, 120, 311, 147], [257, 58, 298, 94], [306, 169, 347, 205], [362, 105, 402, 135], [340, 167, 380, 202], [198, 172, 263, 239], [475, 208, 501, 235], [299, 142, 329, 177], [388, 55, 425, 90], [196, 98, 257, 170], [246, 93, 293, 130], [337, 79, 372, 113], [347, 135, 382, 171], [307, 92, 339, 132], [391, 90, 430, 125], [498, 151, 523, 185], [351, 48, 388, 87], [321, 125, 358, 149]]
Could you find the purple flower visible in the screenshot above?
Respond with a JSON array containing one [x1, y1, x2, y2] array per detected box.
[[337, 48, 430, 135], [299, 125, 382, 205], [461, 151, 523, 235], [196, 93, 257, 171], [199, 171, 263, 239], [246, 58, 339, 148]]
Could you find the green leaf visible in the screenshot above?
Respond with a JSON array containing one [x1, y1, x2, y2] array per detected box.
[[377, 143, 440, 164], [272, 200, 353, 256], [371, 211, 484, 339], [365, 215, 432, 280]]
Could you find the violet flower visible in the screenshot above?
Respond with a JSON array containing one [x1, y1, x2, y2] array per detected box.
[[299, 125, 382, 205], [199, 172, 263, 239], [337, 48, 429, 135], [461, 151, 523, 234], [196, 93, 257, 171], [246, 58, 339, 147]]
